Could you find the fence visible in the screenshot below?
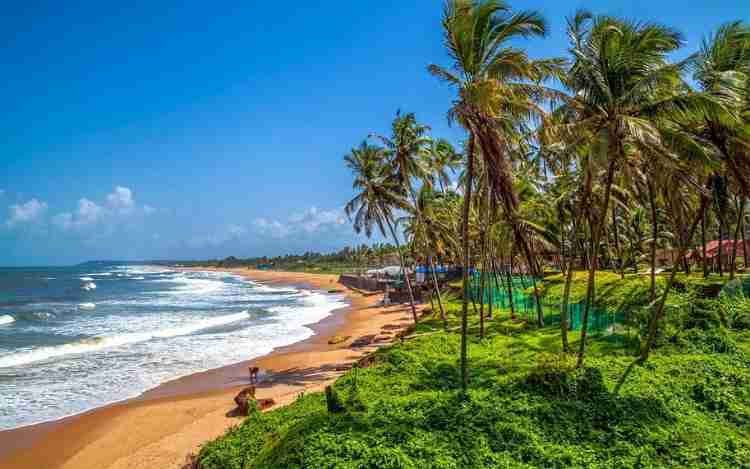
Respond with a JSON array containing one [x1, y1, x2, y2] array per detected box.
[[338, 274, 381, 292], [468, 272, 625, 334]]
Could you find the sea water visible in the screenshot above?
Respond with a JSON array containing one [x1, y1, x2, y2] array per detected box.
[[0, 264, 346, 430]]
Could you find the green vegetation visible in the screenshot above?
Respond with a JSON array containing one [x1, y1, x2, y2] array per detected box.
[[176, 244, 402, 275], [194, 274, 750, 468], [190, 1, 750, 466]]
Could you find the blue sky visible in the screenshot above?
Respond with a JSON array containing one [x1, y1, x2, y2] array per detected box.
[[1, 0, 747, 266]]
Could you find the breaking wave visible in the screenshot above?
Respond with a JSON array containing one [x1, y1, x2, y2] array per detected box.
[[0, 311, 251, 369]]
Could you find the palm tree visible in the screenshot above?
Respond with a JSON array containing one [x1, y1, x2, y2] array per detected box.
[[688, 21, 750, 198], [613, 22, 750, 391], [371, 111, 432, 198], [428, 139, 463, 193], [546, 11, 703, 367], [685, 22, 750, 278], [401, 186, 454, 329], [344, 141, 419, 323], [430, 0, 561, 390]]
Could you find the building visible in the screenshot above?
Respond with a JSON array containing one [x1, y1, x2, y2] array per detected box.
[[688, 240, 747, 270]]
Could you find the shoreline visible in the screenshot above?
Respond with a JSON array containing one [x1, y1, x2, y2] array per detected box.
[[0, 268, 418, 469]]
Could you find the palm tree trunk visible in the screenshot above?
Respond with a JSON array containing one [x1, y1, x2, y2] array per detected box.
[[385, 217, 418, 323], [478, 212, 489, 338], [515, 234, 544, 327], [487, 249, 495, 321], [500, 256, 516, 319], [648, 180, 658, 301], [718, 212, 725, 277], [430, 256, 447, 330], [702, 210, 708, 277], [576, 152, 618, 369], [479, 261, 487, 337], [559, 208, 567, 275], [743, 198, 749, 269], [730, 197, 744, 279], [504, 263, 516, 320], [460, 134, 475, 392], [488, 238, 499, 321], [614, 193, 709, 394], [560, 210, 579, 353], [612, 205, 624, 279], [508, 249, 517, 319], [641, 192, 708, 352]]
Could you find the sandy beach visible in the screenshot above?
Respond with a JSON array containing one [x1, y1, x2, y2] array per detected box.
[[0, 268, 419, 469]]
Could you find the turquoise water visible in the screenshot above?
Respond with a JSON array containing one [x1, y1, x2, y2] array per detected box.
[[0, 264, 346, 430]]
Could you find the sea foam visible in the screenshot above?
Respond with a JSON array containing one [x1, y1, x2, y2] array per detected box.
[[81, 282, 97, 291], [78, 303, 96, 310], [0, 315, 14, 326], [0, 311, 251, 368]]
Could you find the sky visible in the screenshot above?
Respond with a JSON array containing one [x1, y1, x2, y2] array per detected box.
[[1, 0, 748, 266]]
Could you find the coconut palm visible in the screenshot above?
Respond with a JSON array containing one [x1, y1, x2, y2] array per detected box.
[[371, 111, 432, 198], [688, 21, 750, 197], [544, 11, 714, 367], [430, 0, 563, 389], [428, 139, 463, 194], [344, 141, 419, 323], [401, 186, 455, 329], [684, 22, 750, 279]]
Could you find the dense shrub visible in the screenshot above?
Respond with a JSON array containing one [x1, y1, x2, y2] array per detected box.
[[196, 276, 750, 469], [679, 328, 739, 354], [718, 295, 750, 330]]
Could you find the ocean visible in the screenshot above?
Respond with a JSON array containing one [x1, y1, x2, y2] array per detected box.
[[0, 264, 347, 430]]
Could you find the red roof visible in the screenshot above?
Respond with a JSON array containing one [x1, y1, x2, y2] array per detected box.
[[688, 240, 746, 260]]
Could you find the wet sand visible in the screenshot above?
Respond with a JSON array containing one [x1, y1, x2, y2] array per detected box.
[[0, 268, 419, 469]]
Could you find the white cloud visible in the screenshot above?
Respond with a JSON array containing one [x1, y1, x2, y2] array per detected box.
[[77, 198, 105, 224], [251, 206, 348, 240], [53, 198, 105, 230], [53, 186, 154, 231], [289, 207, 346, 233], [106, 186, 135, 214], [187, 224, 249, 248], [7, 198, 48, 227], [252, 218, 290, 239]]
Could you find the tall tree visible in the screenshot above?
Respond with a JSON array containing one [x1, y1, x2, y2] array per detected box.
[[546, 11, 694, 367], [428, 138, 463, 194], [430, 0, 563, 341], [344, 142, 419, 323]]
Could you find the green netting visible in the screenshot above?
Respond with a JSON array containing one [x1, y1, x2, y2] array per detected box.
[[467, 272, 625, 334], [566, 303, 624, 333]]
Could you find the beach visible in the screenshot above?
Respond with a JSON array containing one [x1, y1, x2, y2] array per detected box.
[[0, 268, 418, 469]]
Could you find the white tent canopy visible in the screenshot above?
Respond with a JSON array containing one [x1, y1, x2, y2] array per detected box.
[[365, 266, 409, 276]]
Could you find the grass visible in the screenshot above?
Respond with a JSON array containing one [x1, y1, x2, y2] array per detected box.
[[194, 272, 750, 469]]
